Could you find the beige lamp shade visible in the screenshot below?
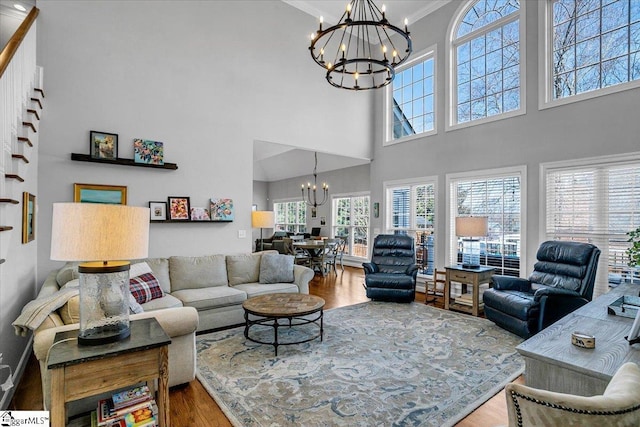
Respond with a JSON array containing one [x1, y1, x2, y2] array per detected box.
[[50, 203, 150, 261], [455, 216, 488, 237], [252, 210, 275, 229]]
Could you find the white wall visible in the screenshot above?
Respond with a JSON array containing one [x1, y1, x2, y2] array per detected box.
[[369, 0, 640, 274], [35, 0, 372, 278]]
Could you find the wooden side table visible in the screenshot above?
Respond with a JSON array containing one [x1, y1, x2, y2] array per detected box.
[[47, 317, 171, 427], [444, 265, 495, 316]]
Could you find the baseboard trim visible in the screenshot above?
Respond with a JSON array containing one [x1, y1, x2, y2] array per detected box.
[[0, 335, 33, 410]]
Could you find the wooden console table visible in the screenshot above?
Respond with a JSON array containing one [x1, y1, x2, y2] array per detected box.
[[444, 265, 495, 316], [517, 282, 640, 396], [48, 318, 171, 426]]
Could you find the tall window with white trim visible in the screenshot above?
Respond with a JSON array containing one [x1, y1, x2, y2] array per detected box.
[[274, 200, 306, 234], [549, 0, 640, 102], [448, 168, 524, 276], [385, 180, 436, 276], [543, 156, 640, 298], [333, 194, 370, 258], [387, 49, 436, 143], [451, 0, 523, 126]]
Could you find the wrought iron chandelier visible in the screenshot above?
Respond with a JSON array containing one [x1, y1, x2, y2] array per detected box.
[[309, 0, 412, 90], [301, 152, 329, 208]]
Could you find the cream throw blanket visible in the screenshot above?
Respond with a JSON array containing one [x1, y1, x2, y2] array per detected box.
[[12, 287, 79, 336]]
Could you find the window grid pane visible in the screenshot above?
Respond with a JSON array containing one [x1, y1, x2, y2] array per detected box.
[[392, 55, 435, 140], [274, 201, 307, 234], [453, 0, 521, 125], [552, 0, 640, 100], [332, 196, 370, 258]]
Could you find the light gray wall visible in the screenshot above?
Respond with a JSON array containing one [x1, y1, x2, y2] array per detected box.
[[268, 163, 371, 236], [35, 0, 372, 279], [370, 0, 640, 274]]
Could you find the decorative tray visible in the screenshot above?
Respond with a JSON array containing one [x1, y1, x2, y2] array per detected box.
[[607, 295, 640, 319]]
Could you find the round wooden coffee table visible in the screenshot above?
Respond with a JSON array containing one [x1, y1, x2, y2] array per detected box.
[[242, 293, 325, 356]]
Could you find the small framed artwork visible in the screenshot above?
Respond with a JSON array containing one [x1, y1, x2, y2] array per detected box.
[[134, 138, 164, 165], [320, 216, 326, 226], [22, 192, 35, 244], [210, 198, 234, 222], [311, 207, 317, 218], [90, 130, 118, 160], [373, 202, 380, 218], [168, 196, 190, 220], [190, 207, 211, 221], [149, 201, 167, 221], [74, 183, 127, 205]]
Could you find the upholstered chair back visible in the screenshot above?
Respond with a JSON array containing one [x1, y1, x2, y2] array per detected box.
[[529, 240, 600, 300], [370, 234, 415, 274]]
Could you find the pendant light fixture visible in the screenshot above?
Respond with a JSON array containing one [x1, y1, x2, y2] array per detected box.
[[309, 0, 412, 90], [301, 152, 329, 208]]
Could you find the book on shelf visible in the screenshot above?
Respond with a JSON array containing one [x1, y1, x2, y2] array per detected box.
[[123, 401, 158, 427], [112, 385, 151, 410], [98, 398, 154, 426]]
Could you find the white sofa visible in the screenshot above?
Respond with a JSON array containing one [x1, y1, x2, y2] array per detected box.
[[32, 250, 314, 412]]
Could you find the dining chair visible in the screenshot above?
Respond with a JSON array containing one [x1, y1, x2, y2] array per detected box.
[[323, 238, 346, 273], [425, 268, 445, 305]]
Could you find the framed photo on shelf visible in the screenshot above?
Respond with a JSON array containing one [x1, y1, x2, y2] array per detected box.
[[74, 183, 127, 205], [149, 201, 167, 221], [210, 198, 234, 222], [190, 207, 211, 221], [134, 138, 164, 165], [90, 130, 118, 160], [168, 196, 190, 220], [22, 192, 35, 244]]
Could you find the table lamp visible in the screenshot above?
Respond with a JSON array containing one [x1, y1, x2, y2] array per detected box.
[[50, 203, 149, 345], [252, 211, 275, 252], [455, 216, 488, 269]]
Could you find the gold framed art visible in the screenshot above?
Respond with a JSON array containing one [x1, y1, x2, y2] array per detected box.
[[74, 183, 127, 205], [22, 192, 35, 244]]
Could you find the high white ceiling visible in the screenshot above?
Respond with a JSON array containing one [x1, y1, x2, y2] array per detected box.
[[256, 1, 451, 183]]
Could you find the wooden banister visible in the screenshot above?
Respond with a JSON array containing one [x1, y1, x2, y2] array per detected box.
[[0, 7, 39, 78]]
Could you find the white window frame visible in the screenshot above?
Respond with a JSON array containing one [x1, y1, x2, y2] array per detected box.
[[384, 45, 438, 146], [383, 176, 439, 279], [539, 0, 640, 110], [446, 165, 527, 276], [332, 191, 370, 260], [273, 198, 307, 234], [540, 152, 640, 298], [446, 0, 527, 131]]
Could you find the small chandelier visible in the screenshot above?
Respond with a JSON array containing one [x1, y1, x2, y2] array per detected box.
[[301, 152, 329, 208], [309, 0, 412, 90]]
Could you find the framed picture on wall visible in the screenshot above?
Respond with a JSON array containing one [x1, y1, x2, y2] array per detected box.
[[74, 183, 127, 205], [149, 201, 167, 221], [210, 198, 234, 222], [168, 196, 190, 220], [90, 130, 118, 160], [22, 192, 35, 244]]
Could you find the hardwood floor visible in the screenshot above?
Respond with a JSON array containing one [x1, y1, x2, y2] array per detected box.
[[10, 266, 520, 426]]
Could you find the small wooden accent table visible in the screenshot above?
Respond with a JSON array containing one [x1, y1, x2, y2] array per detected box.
[[243, 293, 325, 356], [48, 318, 171, 427], [444, 265, 495, 316]]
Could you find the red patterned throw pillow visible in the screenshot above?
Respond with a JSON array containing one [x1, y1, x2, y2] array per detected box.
[[129, 272, 164, 304]]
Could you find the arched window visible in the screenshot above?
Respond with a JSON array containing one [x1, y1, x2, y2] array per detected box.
[[450, 0, 523, 127]]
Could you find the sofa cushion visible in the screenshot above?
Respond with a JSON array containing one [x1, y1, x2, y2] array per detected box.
[[140, 293, 183, 311], [169, 255, 228, 291], [55, 262, 81, 287], [259, 254, 294, 284], [171, 286, 246, 311], [140, 258, 171, 294], [233, 282, 299, 298], [59, 279, 80, 324], [130, 272, 165, 304], [226, 253, 261, 286]]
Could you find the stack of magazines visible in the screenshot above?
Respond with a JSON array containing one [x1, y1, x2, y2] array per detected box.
[[92, 385, 158, 427]]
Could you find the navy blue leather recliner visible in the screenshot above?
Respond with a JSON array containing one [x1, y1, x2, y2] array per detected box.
[[483, 240, 601, 339], [363, 234, 418, 303]]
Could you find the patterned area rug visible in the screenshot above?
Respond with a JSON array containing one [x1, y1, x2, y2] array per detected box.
[[196, 302, 524, 427]]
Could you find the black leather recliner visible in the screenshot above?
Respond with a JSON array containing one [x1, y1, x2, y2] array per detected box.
[[483, 240, 601, 338], [363, 234, 418, 303]]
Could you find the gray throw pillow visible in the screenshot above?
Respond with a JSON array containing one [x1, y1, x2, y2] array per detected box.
[[259, 253, 295, 284]]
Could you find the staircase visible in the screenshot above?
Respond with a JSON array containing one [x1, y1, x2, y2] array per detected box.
[[0, 7, 41, 266]]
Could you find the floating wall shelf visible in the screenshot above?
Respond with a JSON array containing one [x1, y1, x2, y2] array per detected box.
[[0, 198, 19, 204], [71, 153, 178, 170], [5, 174, 24, 182], [12, 154, 29, 163], [0, 259, 5, 265], [151, 220, 232, 223], [0, 226, 14, 232], [18, 137, 32, 147]]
